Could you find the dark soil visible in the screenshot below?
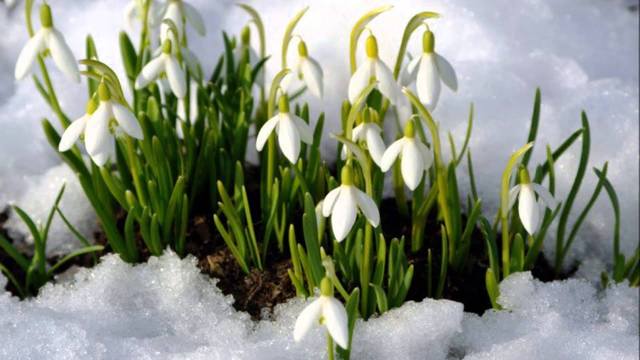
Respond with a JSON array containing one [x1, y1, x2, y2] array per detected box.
[[0, 165, 573, 319]]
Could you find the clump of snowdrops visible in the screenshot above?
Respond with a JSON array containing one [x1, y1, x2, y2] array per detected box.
[[3, 1, 638, 358]]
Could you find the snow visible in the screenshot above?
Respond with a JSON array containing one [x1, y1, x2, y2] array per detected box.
[[0, 251, 636, 359]]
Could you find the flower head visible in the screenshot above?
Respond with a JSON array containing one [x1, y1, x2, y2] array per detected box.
[[294, 277, 349, 349], [158, 0, 206, 40], [135, 39, 186, 98], [255, 94, 313, 164], [59, 81, 143, 166], [321, 165, 380, 241], [282, 39, 324, 98], [380, 119, 434, 190], [15, 4, 79, 82], [348, 34, 399, 104], [341, 109, 386, 167], [508, 168, 558, 235], [403, 30, 457, 111]]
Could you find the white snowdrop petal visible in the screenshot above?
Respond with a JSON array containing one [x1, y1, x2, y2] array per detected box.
[[300, 57, 324, 98], [365, 126, 386, 167], [162, 2, 183, 39], [435, 53, 458, 91], [47, 30, 80, 82], [417, 142, 434, 171], [531, 183, 558, 209], [518, 184, 540, 235], [348, 60, 373, 104], [330, 188, 357, 242], [401, 55, 421, 86], [182, 2, 206, 35], [124, 1, 138, 32], [355, 189, 380, 227], [322, 187, 342, 217], [416, 54, 441, 111], [508, 185, 521, 210], [395, 95, 414, 128], [165, 57, 187, 98], [84, 103, 111, 156], [135, 56, 165, 89], [374, 59, 398, 104], [14, 30, 46, 80], [277, 115, 301, 164], [293, 298, 323, 342], [380, 138, 406, 172], [401, 140, 425, 191], [58, 115, 88, 151], [91, 135, 115, 166], [255, 115, 280, 152], [351, 124, 365, 142], [112, 103, 143, 139], [291, 115, 314, 144], [322, 297, 350, 349], [91, 150, 110, 167]]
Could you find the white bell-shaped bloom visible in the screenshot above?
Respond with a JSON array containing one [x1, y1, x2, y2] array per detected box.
[[15, 4, 79, 82], [380, 120, 434, 191], [508, 168, 558, 235], [59, 82, 143, 166], [348, 34, 398, 104], [322, 165, 380, 242], [124, 0, 163, 32], [282, 39, 323, 98], [404, 30, 457, 111], [294, 277, 349, 349], [255, 94, 313, 164], [340, 110, 386, 167], [158, 0, 205, 41], [135, 39, 186, 98]]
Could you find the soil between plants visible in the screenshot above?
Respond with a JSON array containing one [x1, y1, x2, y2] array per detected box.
[[0, 166, 570, 320]]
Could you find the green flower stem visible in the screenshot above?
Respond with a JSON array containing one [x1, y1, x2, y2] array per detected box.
[[327, 333, 335, 360], [36, 57, 70, 128], [126, 137, 148, 207]]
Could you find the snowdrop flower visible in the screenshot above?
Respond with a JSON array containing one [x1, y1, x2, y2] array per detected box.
[[508, 168, 558, 235], [294, 277, 349, 349], [322, 165, 380, 242], [404, 30, 457, 111], [380, 119, 434, 191], [14, 4, 79, 82], [340, 109, 386, 167], [158, 0, 205, 41], [59, 82, 143, 166], [135, 39, 186, 98], [348, 34, 398, 104], [124, 0, 162, 32], [255, 94, 313, 164], [282, 39, 323, 98]]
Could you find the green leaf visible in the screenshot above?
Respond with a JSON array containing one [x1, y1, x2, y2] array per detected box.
[[47, 245, 104, 276], [485, 268, 501, 309], [0, 233, 29, 271], [370, 283, 388, 313]]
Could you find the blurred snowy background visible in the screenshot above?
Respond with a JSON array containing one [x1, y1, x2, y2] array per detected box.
[[3, 0, 637, 268]]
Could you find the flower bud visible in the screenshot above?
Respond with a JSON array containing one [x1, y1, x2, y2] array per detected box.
[[241, 26, 251, 46], [278, 93, 290, 113], [297, 40, 308, 58], [341, 165, 354, 186], [365, 34, 378, 58], [40, 3, 53, 28], [422, 30, 435, 54]]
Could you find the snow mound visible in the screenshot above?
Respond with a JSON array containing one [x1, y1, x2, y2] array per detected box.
[[0, 251, 464, 360], [457, 272, 639, 360], [4, 164, 96, 256]]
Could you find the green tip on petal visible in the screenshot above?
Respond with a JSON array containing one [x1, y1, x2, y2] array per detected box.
[[404, 118, 416, 138], [162, 39, 173, 54], [40, 3, 53, 28], [320, 277, 333, 297], [98, 81, 111, 101], [278, 93, 290, 113], [341, 165, 354, 186], [297, 40, 308, 58], [365, 34, 378, 58], [519, 167, 531, 184], [241, 26, 251, 46], [423, 30, 435, 53]]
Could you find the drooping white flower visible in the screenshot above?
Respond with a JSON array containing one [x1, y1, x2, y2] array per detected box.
[[158, 0, 205, 41], [14, 4, 79, 82], [282, 39, 323, 98], [135, 39, 186, 98], [294, 277, 349, 349], [348, 34, 398, 104], [508, 168, 558, 235], [403, 30, 457, 111], [380, 119, 434, 191], [124, 0, 163, 32], [322, 165, 380, 242], [340, 109, 386, 167], [255, 94, 313, 164], [59, 82, 143, 166]]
